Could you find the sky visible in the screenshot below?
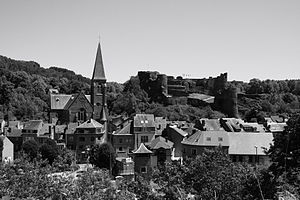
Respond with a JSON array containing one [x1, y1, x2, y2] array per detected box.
[[0, 0, 300, 83]]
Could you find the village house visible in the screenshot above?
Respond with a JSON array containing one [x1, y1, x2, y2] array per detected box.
[[181, 130, 229, 158], [133, 114, 156, 149], [228, 132, 273, 165], [67, 119, 106, 163], [112, 122, 134, 158]]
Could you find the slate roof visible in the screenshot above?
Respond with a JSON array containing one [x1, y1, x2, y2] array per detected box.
[[50, 94, 91, 110], [134, 114, 155, 127], [149, 136, 173, 149], [228, 132, 273, 155], [221, 118, 243, 132], [132, 143, 153, 154], [92, 43, 106, 81], [113, 123, 132, 135], [65, 123, 79, 135], [181, 130, 229, 147], [169, 126, 188, 137], [77, 119, 103, 129], [271, 115, 285, 123], [8, 121, 21, 129]]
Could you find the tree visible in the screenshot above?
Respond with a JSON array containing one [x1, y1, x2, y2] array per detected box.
[[268, 113, 300, 195], [89, 142, 117, 174], [39, 138, 59, 164], [184, 148, 250, 200], [22, 139, 39, 160]]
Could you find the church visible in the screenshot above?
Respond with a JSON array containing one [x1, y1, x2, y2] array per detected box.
[[49, 42, 108, 126]]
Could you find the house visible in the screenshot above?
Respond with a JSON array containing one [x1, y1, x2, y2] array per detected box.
[[131, 143, 156, 175], [181, 130, 229, 158], [228, 132, 273, 165], [0, 136, 14, 163], [164, 125, 188, 158], [71, 119, 106, 163], [7, 120, 23, 131], [112, 122, 134, 158], [133, 114, 156, 149], [148, 136, 173, 165]]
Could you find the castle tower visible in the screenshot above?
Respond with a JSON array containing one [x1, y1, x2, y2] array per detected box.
[[91, 42, 107, 123]]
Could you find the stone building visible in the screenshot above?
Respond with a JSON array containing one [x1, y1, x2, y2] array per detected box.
[[49, 42, 108, 125]]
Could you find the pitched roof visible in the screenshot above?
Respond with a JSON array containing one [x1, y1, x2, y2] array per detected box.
[[181, 130, 229, 147], [77, 119, 103, 129], [92, 42, 106, 81], [113, 123, 131, 135], [132, 143, 153, 154], [134, 114, 155, 127], [149, 136, 173, 149], [169, 126, 188, 137], [228, 132, 273, 155], [50, 94, 72, 110], [50, 94, 91, 110]]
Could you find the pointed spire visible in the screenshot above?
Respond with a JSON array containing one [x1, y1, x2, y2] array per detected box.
[[100, 106, 107, 122], [92, 42, 106, 81]]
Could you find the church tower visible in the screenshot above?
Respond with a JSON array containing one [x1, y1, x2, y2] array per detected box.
[[91, 42, 107, 123]]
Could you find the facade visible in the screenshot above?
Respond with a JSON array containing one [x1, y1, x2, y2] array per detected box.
[[182, 130, 229, 158], [1, 136, 14, 162], [164, 125, 188, 158], [131, 143, 156, 175], [133, 114, 156, 149], [228, 132, 273, 165], [112, 122, 134, 158], [148, 136, 173, 165], [67, 119, 105, 163]]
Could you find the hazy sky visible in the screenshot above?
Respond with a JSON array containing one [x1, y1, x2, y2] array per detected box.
[[0, 0, 300, 83]]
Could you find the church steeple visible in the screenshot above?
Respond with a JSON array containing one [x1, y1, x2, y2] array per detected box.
[[91, 42, 107, 122], [92, 42, 106, 82]]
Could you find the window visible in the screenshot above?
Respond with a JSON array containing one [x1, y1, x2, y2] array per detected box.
[[141, 136, 148, 143], [140, 166, 147, 173], [119, 138, 123, 144], [68, 136, 74, 142], [79, 145, 84, 149], [77, 109, 86, 122], [33, 130, 38, 134], [238, 156, 243, 162], [90, 137, 95, 142], [135, 127, 142, 132], [118, 147, 123, 152], [206, 137, 211, 141], [218, 137, 223, 142], [79, 137, 85, 142], [192, 149, 197, 155]]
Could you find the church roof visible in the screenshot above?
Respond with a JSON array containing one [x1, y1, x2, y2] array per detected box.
[[92, 42, 106, 81], [50, 93, 91, 110], [132, 143, 153, 154]]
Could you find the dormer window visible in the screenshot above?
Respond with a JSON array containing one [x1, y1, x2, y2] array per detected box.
[[56, 98, 59, 102]]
